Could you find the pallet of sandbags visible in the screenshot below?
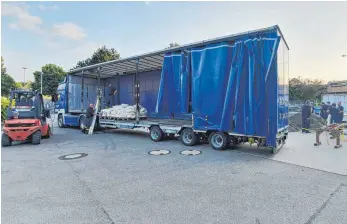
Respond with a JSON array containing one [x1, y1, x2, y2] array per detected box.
[[100, 104, 147, 120]]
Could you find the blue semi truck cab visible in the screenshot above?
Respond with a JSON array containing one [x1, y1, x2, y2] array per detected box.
[[55, 76, 91, 129]]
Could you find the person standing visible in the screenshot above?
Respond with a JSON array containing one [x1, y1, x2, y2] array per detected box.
[[301, 100, 312, 133], [107, 83, 118, 108], [81, 103, 94, 134], [329, 103, 339, 124], [320, 102, 328, 121], [326, 101, 331, 112], [337, 102, 344, 124]]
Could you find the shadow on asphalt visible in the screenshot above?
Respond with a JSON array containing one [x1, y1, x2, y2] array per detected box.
[[231, 144, 275, 158], [101, 128, 151, 138]]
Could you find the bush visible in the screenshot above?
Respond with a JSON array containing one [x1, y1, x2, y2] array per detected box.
[[1, 96, 10, 121]]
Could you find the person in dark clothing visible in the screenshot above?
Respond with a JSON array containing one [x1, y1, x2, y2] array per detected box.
[[326, 101, 331, 112], [337, 102, 344, 123], [81, 103, 94, 134], [329, 103, 339, 124], [107, 84, 117, 108], [320, 102, 328, 121], [301, 100, 312, 133]]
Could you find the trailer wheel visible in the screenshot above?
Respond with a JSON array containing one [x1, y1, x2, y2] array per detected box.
[[209, 132, 228, 150], [181, 128, 198, 146], [58, 115, 65, 128], [1, 134, 12, 147], [150, 126, 164, 142], [32, 131, 41, 145]]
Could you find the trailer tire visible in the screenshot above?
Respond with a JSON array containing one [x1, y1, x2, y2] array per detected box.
[[58, 115, 65, 128], [209, 132, 228, 150], [150, 126, 164, 142], [2, 134, 12, 147], [32, 131, 41, 145], [181, 128, 198, 146]]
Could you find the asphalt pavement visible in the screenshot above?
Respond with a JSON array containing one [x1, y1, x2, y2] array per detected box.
[[2, 125, 347, 224]]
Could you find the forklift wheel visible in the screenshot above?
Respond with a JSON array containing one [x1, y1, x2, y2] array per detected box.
[[43, 127, 51, 139], [32, 131, 41, 145], [1, 133, 12, 147]]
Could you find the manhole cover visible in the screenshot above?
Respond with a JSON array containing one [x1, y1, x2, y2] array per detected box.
[[58, 153, 88, 160], [148, 150, 170, 155], [180, 150, 202, 156]]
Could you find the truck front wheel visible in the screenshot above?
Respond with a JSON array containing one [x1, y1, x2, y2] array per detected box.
[[58, 115, 65, 128], [209, 132, 228, 150], [79, 115, 86, 130]]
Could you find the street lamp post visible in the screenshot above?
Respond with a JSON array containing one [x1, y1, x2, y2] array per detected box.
[[41, 72, 43, 94], [22, 67, 27, 83]]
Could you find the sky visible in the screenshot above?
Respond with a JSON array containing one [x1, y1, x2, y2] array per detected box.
[[1, 1, 346, 82]]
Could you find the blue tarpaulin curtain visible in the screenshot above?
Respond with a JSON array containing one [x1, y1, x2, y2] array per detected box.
[[191, 36, 280, 147], [155, 53, 189, 117], [155, 33, 281, 147]]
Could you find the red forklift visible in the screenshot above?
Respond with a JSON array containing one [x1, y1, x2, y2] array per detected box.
[[2, 90, 52, 147]]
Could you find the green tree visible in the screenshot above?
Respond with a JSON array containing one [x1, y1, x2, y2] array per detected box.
[[32, 64, 66, 95], [1, 57, 16, 97], [15, 81, 32, 90], [166, 42, 180, 49], [72, 45, 120, 69], [289, 77, 326, 102]]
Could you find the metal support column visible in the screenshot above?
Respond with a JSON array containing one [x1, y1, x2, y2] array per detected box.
[[97, 67, 101, 111], [81, 71, 84, 111], [134, 59, 140, 122], [40, 72, 43, 94], [88, 67, 102, 135], [117, 74, 120, 105]]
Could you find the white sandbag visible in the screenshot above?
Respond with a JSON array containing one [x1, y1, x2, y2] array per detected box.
[[100, 103, 147, 119]]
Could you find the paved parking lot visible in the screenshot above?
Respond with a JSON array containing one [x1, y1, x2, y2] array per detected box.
[[235, 131, 347, 176], [2, 125, 347, 224]]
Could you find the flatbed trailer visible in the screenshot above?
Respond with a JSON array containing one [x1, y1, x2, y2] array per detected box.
[[99, 116, 288, 153], [99, 117, 192, 139]]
